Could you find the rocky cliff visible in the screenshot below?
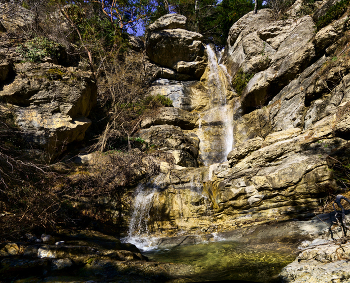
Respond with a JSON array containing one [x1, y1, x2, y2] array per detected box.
[[0, 3, 97, 161], [1, 0, 350, 246], [129, 0, 350, 241]]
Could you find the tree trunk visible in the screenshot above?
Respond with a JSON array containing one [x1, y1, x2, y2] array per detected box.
[[254, 0, 258, 14], [195, 0, 199, 33]]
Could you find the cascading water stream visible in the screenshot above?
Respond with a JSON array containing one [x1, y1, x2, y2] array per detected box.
[[123, 46, 239, 251], [197, 45, 234, 166], [122, 183, 160, 251]]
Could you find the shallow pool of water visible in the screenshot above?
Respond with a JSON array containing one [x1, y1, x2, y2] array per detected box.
[[145, 240, 296, 283]]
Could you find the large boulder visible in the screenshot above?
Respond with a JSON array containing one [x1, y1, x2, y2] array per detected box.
[[0, 62, 97, 160], [146, 14, 206, 80]]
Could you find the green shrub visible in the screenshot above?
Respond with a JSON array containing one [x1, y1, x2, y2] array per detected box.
[[232, 68, 254, 96], [16, 37, 63, 62], [316, 0, 350, 30], [143, 94, 173, 107]]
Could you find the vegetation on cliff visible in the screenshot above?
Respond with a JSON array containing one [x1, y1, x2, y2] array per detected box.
[[0, 0, 174, 240], [1, 0, 350, 242]]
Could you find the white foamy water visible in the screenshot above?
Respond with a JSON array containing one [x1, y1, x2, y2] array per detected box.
[[122, 183, 160, 251]]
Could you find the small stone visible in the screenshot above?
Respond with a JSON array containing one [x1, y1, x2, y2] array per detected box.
[[2, 243, 19, 255], [41, 234, 53, 243], [38, 247, 56, 258], [55, 241, 65, 246]]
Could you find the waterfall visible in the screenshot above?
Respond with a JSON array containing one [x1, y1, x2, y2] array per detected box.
[[122, 183, 160, 251], [197, 45, 234, 165]]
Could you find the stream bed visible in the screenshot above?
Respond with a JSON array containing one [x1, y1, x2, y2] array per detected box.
[[144, 240, 296, 283]]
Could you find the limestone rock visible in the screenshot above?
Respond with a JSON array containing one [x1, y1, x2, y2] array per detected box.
[[147, 79, 195, 110], [286, 0, 306, 18], [145, 60, 194, 82], [170, 149, 198, 167], [137, 123, 339, 237], [146, 14, 206, 80], [280, 242, 350, 282], [232, 106, 271, 145], [314, 16, 349, 54], [137, 125, 199, 164], [225, 12, 316, 112], [0, 62, 97, 159], [269, 55, 328, 132], [147, 29, 204, 70], [146, 14, 187, 35], [0, 3, 35, 33], [141, 107, 198, 130], [334, 101, 350, 139], [227, 137, 263, 165]]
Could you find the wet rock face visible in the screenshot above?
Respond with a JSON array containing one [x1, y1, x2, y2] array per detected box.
[[146, 14, 207, 80], [132, 4, 350, 240], [138, 126, 337, 237]]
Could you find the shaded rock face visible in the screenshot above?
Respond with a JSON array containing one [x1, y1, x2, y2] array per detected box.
[[146, 14, 207, 80], [0, 229, 192, 282], [138, 125, 200, 167]]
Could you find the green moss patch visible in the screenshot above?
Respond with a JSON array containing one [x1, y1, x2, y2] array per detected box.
[[232, 68, 254, 96]]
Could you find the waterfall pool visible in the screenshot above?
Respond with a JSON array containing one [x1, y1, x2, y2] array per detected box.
[[143, 240, 296, 283]]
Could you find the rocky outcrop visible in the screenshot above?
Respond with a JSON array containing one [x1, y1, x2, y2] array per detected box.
[[314, 16, 349, 55], [141, 107, 198, 130], [0, 61, 96, 159], [225, 10, 316, 112], [130, 119, 339, 237], [0, 3, 35, 33], [146, 14, 206, 80], [280, 240, 350, 282], [129, 2, 350, 242], [224, 5, 350, 114], [138, 125, 199, 167]]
